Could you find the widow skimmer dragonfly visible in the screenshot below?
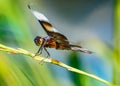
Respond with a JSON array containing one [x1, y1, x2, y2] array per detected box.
[[28, 5, 92, 57]]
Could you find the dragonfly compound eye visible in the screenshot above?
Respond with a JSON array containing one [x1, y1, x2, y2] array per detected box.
[[34, 36, 43, 46]]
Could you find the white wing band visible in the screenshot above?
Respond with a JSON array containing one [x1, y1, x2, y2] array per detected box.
[[31, 10, 49, 22]]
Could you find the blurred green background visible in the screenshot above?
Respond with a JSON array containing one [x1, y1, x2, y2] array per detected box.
[[0, 0, 119, 86]]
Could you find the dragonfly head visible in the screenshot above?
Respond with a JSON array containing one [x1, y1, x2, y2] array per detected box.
[[34, 36, 44, 46]]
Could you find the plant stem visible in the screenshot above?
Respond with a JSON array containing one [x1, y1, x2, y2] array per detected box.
[[113, 0, 120, 85], [0, 44, 114, 86]]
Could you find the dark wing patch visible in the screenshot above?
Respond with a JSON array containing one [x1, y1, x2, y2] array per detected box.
[[39, 20, 56, 32], [39, 20, 69, 45]]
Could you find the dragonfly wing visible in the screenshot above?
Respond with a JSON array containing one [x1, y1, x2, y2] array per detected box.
[[28, 6, 70, 44]]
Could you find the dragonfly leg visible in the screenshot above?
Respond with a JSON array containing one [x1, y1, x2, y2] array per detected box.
[[44, 47, 50, 58], [35, 45, 43, 56], [38, 47, 50, 65]]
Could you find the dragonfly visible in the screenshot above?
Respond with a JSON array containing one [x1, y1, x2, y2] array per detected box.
[[28, 5, 92, 57]]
